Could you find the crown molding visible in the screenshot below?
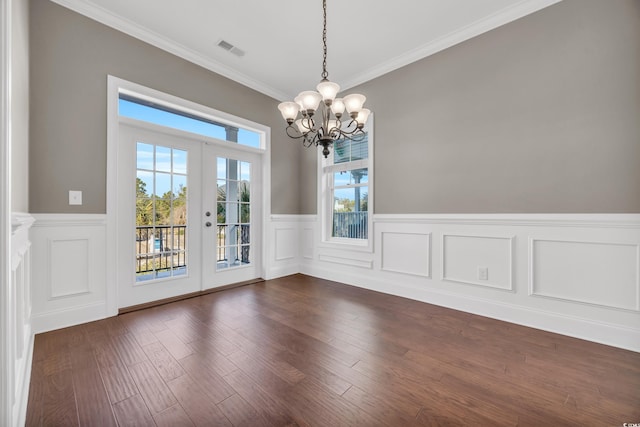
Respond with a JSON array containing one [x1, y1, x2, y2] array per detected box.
[[340, 0, 563, 91], [49, 0, 290, 101], [50, 0, 562, 100]]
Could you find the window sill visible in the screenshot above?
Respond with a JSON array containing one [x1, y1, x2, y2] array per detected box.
[[318, 237, 373, 253]]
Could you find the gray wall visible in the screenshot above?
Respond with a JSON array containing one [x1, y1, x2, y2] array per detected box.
[[300, 0, 640, 214], [29, 0, 303, 214], [11, 0, 29, 212]]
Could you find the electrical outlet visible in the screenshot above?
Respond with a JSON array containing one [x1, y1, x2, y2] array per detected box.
[[478, 267, 489, 281], [69, 190, 82, 205]]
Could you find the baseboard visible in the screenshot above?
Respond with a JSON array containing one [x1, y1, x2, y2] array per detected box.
[[265, 263, 300, 280], [15, 331, 34, 427], [301, 263, 640, 352], [31, 302, 108, 334]]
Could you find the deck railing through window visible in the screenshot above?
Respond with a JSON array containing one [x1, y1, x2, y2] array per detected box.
[[135, 225, 187, 274], [136, 224, 251, 276], [333, 212, 368, 239]]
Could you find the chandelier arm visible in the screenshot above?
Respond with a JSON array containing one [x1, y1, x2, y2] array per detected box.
[[285, 125, 308, 140], [339, 118, 362, 135], [336, 127, 365, 142]]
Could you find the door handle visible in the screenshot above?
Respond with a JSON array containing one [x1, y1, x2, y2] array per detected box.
[[205, 211, 211, 217], [205, 222, 212, 227]]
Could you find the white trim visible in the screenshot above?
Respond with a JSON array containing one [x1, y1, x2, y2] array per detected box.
[[31, 302, 109, 334], [49, 0, 289, 101], [318, 254, 373, 270], [15, 334, 34, 427], [271, 214, 317, 223], [374, 213, 640, 228], [0, 0, 12, 423], [340, 0, 563, 91], [31, 213, 107, 227]]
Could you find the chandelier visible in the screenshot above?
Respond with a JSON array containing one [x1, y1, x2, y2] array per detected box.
[[277, 0, 370, 158]]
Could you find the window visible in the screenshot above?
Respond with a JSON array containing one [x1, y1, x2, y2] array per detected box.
[[135, 142, 188, 282], [323, 127, 372, 244], [119, 95, 262, 148]]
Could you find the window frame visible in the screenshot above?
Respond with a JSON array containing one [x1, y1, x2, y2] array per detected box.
[[319, 115, 374, 252]]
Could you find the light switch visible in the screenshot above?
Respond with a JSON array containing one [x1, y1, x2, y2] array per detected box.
[[478, 267, 489, 281], [69, 190, 82, 205]]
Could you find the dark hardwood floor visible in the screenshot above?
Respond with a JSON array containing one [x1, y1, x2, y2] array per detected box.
[[25, 274, 640, 426]]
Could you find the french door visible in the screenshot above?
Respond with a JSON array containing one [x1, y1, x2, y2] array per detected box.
[[117, 121, 261, 308]]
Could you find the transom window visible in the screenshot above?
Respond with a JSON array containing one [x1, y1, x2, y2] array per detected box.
[[119, 95, 262, 148]]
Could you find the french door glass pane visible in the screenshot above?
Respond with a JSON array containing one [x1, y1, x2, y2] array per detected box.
[[217, 157, 251, 270], [136, 142, 188, 282]]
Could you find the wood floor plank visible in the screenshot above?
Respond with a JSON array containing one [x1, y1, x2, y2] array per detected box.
[[24, 361, 45, 427], [341, 384, 420, 426], [178, 352, 236, 403], [94, 341, 139, 404], [166, 373, 232, 427], [217, 393, 268, 427], [26, 274, 640, 426], [154, 328, 193, 360], [286, 376, 381, 427], [184, 341, 239, 376], [142, 341, 186, 382], [112, 332, 149, 366], [129, 360, 178, 414], [276, 348, 352, 396], [153, 404, 195, 427], [69, 339, 118, 427], [41, 370, 79, 427], [112, 394, 156, 427], [222, 368, 306, 427]]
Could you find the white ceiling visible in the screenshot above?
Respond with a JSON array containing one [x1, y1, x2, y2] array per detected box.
[[51, 0, 561, 101]]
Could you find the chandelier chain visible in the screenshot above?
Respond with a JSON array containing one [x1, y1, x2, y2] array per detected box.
[[321, 0, 328, 80]]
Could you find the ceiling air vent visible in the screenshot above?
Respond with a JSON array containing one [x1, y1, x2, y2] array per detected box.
[[217, 39, 245, 57]]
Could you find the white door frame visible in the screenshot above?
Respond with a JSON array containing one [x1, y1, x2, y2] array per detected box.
[[0, 0, 12, 424], [106, 75, 271, 314]]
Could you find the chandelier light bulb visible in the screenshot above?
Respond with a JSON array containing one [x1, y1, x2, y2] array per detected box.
[[330, 98, 345, 117], [297, 91, 323, 112], [355, 108, 371, 127], [343, 94, 366, 115], [277, 102, 300, 123], [317, 80, 340, 103]]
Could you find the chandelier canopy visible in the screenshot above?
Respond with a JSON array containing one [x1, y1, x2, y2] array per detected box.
[[277, 0, 370, 158]]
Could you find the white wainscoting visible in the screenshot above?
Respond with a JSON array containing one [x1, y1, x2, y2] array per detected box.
[[529, 238, 639, 311], [265, 215, 317, 279], [8, 213, 34, 427], [30, 214, 108, 334], [442, 233, 514, 291], [292, 214, 640, 352]]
